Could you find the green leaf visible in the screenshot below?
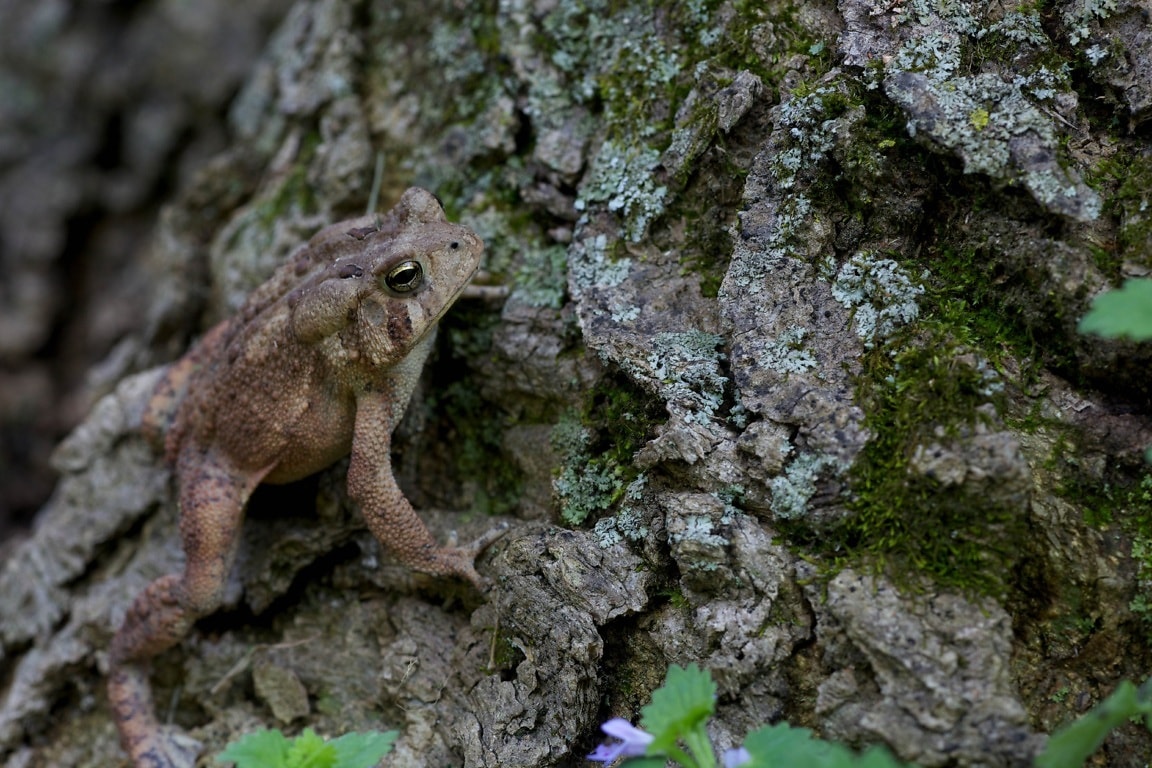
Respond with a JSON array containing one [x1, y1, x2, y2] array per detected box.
[[285, 729, 338, 768], [741, 724, 911, 768], [1078, 279, 1152, 340], [742, 723, 831, 768], [330, 730, 399, 768], [856, 746, 911, 768], [639, 664, 717, 752], [620, 759, 669, 768], [216, 729, 293, 768], [1035, 680, 1152, 768]]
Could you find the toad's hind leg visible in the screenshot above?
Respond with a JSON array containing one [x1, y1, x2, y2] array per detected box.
[[140, 322, 230, 453], [108, 451, 264, 768]]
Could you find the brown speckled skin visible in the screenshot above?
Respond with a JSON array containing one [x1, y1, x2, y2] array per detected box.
[[109, 188, 491, 768]]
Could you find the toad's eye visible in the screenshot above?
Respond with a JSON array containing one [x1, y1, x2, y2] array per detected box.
[[384, 260, 423, 293]]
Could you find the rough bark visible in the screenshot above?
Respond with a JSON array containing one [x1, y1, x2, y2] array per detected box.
[[3, 1, 1152, 766]]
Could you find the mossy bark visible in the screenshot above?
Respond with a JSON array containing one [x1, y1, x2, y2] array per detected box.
[[3, 1, 1152, 766]]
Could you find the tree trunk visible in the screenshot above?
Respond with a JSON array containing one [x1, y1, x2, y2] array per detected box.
[[3, 1, 1151, 766]]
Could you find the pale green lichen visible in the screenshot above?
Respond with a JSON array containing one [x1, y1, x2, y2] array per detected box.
[[723, 193, 814, 293], [720, 80, 843, 294], [670, 515, 728, 550], [893, 0, 982, 37], [577, 140, 669, 242], [611, 304, 642, 323], [512, 243, 568, 309], [551, 413, 622, 526], [1010, 65, 1071, 103], [872, 2, 1100, 222], [985, 10, 1048, 47], [645, 331, 727, 423], [830, 252, 926, 348], [428, 21, 487, 84], [769, 453, 846, 520], [605, 35, 683, 130], [770, 89, 840, 189], [760, 326, 818, 374], [884, 71, 1101, 222], [568, 231, 632, 293], [667, 493, 741, 574], [889, 31, 962, 83], [1062, 0, 1120, 46], [459, 208, 568, 309], [889, 74, 1018, 175], [539, 1, 614, 100], [593, 475, 651, 548], [555, 462, 619, 526], [973, 357, 1005, 397], [1083, 44, 1110, 65]]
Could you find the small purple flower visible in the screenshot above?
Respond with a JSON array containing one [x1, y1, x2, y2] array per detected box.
[[723, 746, 751, 767], [587, 718, 654, 762]]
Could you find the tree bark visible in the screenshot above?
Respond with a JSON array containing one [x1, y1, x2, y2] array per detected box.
[[3, 1, 1152, 766]]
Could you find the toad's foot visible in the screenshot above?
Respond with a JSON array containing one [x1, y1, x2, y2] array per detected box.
[[109, 662, 202, 768], [426, 523, 510, 590], [129, 727, 202, 768]]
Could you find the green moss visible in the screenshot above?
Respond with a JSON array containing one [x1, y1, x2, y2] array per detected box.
[[1094, 152, 1152, 270], [487, 631, 525, 672], [1061, 469, 1152, 641], [787, 225, 1044, 595], [722, 1, 831, 76], [426, 305, 523, 517], [825, 82, 917, 205], [920, 244, 1040, 357], [252, 149, 319, 233], [828, 327, 1023, 597], [823, 214, 1138, 600], [552, 375, 664, 526], [772, 240, 1032, 564]]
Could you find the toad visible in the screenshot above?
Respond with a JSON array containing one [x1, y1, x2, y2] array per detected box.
[[108, 188, 498, 767]]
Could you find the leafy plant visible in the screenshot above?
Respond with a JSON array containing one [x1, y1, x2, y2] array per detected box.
[[587, 665, 910, 768], [215, 728, 397, 768], [588, 666, 1152, 768], [1078, 278, 1152, 341], [1078, 278, 1152, 463], [1034, 679, 1152, 768], [640, 664, 717, 767], [741, 723, 906, 768]]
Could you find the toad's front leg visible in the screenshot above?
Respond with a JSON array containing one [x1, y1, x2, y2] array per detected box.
[[108, 451, 262, 768], [347, 391, 502, 589]]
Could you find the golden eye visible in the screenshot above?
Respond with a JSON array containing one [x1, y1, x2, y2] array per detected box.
[[384, 260, 423, 293]]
